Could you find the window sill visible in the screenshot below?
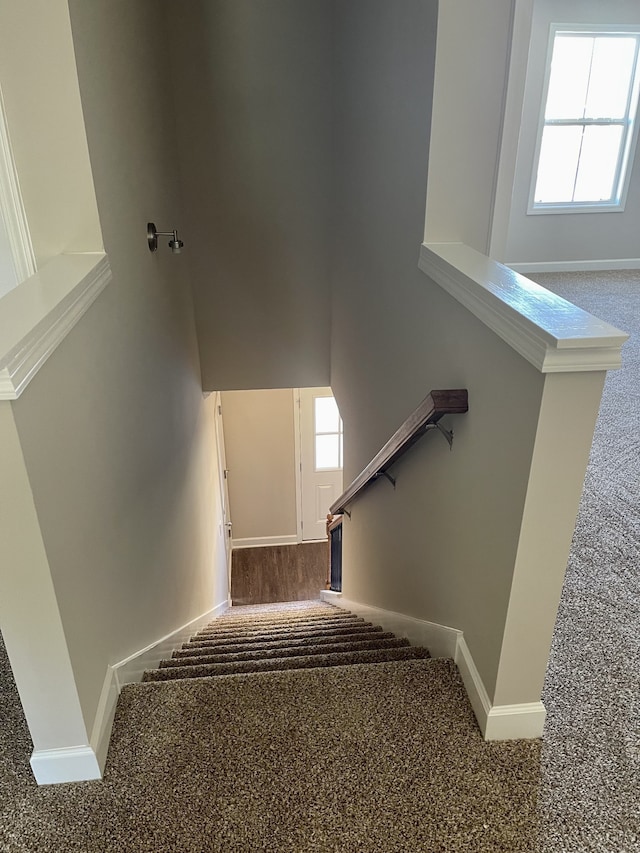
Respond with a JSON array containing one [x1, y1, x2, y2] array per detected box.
[[527, 203, 625, 215], [0, 253, 111, 400]]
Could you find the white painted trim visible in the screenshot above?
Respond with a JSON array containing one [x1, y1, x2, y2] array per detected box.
[[454, 636, 493, 734], [0, 253, 111, 399], [527, 25, 640, 217], [419, 242, 628, 373], [293, 388, 303, 543], [320, 590, 343, 604], [84, 600, 229, 779], [113, 599, 229, 689], [455, 637, 545, 739], [30, 746, 101, 785], [89, 663, 121, 774], [0, 86, 36, 284], [322, 594, 546, 740], [321, 594, 461, 660], [508, 259, 640, 274], [484, 701, 547, 740], [232, 534, 299, 549], [489, 0, 535, 262]]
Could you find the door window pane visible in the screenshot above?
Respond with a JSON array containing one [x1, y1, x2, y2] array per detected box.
[[316, 434, 340, 470], [315, 396, 340, 433]]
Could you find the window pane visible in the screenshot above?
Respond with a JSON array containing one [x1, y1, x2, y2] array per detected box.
[[545, 36, 593, 120], [316, 434, 340, 470], [534, 125, 583, 203], [573, 125, 623, 202], [315, 396, 340, 434], [585, 38, 636, 119]]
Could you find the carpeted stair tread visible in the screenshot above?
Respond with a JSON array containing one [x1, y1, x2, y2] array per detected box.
[[210, 608, 350, 626], [190, 621, 365, 641], [162, 636, 411, 668], [178, 630, 398, 657], [183, 623, 384, 649], [192, 615, 365, 637], [143, 645, 430, 682]]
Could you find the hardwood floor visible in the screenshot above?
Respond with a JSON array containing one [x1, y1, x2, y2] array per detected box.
[[231, 542, 328, 605]]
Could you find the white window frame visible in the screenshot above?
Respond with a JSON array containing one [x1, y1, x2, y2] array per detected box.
[[528, 24, 640, 216]]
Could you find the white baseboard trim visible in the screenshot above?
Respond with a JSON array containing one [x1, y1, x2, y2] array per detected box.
[[508, 258, 640, 274], [484, 701, 547, 740], [232, 535, 299, 549], [322, 593, 546, 740], [320, 593, 461, 659], [113, 599, 229, 688], [30, 745, 102, 785], [455, 637, 546, 740], [86, 599, 229, 782]]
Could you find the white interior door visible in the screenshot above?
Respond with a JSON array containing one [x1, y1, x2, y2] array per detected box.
[[214, 393, 233, 587], [299, 387, 343, 541]]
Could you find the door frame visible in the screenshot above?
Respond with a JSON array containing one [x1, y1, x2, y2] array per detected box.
[[213, 391, 233, 595], [293, 387, 343, 543], [293, 388, 304, 542]]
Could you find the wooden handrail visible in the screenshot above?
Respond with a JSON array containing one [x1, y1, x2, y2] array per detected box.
[[329, 389, 468, 515]]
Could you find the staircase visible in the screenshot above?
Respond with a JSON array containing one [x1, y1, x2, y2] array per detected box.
[[142, 600, 429, 683], [113, 599, 539, 850]]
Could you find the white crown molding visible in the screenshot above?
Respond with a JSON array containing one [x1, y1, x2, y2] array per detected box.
[[508, 259, 640, 274], [419, 242, 628, 373], [30, 745, 102, 786], [0, 253, 111, 400], [323, 594, 546, 740], [0, 86, 36, 284], [232, 534, 299, 549]]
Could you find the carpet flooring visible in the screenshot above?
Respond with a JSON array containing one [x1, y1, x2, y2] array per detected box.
[[141, 605, 430, 681], [0, 270, 638, 851], [528, 270, 640, 853], [0, 603, 541, 852]]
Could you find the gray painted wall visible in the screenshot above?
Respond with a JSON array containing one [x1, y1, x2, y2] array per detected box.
[[329, 0, 552, 700], [5, 0, 228, 738], [167, 1, 333, 391]]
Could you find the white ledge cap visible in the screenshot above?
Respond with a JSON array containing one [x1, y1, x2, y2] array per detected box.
[[419, 242, 629, 373], [0, 253, 111, 400]]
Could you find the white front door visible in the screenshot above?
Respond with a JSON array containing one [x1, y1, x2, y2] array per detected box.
[[298, 387, 343, 540], [214, 393, 233, 589]]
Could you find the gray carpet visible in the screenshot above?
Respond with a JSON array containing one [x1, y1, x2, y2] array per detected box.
[[528, 270, 640, 853], [0, 270, 639, 851]]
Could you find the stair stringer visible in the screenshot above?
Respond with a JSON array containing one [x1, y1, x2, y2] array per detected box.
[[321, 592, 545, 740]]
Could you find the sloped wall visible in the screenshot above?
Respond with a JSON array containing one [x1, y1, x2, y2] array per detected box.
[[0, 0, 228, 774], [330, 0, 549, 702], [167, 0, 333, 391]]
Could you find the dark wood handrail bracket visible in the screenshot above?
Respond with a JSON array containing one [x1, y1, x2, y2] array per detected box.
[[329, 389, 468, 516]]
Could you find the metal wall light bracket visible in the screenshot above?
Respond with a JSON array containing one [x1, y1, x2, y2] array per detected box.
[[147, 222, 184, 254]]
